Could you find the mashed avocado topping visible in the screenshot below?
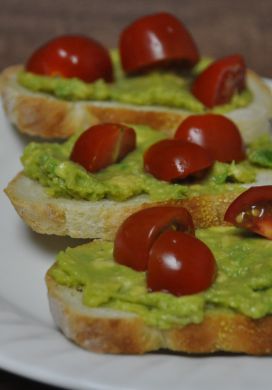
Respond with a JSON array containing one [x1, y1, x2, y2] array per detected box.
[[50, 227, 272, 329], [18, 53, 252, 112], [21, 124, 263, 202], [248, 134, 272, 168]]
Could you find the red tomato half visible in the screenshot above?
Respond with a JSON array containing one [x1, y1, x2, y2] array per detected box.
[[147, 230, 216, 296], [114, 206, 195, 271], [175, 114, 246, 162], [224, 186, 272, 239], [70, 123, 136, 172], [144, 139, 214, 182], [191, 55, 246, 108], [26, 35, 113, 83], [119, 12, 199, 74]]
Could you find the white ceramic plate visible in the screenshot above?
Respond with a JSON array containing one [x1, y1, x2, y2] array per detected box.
[[1, 90, 272, 390]]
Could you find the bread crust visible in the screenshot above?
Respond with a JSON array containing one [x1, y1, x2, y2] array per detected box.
[[1, 65, 272, 141], [4, 173, 242, 239], [46, 273, 272, 355]]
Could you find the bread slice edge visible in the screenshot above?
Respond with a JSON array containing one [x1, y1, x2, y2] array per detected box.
[[1, 65, 272, 142], [46, 268, 272, 355], [4, 172, 243, 239]]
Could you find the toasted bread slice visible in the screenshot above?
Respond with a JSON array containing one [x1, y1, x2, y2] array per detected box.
[[5, 171, 272, 239], [4, 172, 243, 239], [1, 66, 272, 142], [46, 231, 272, 355], [47, 274, 272, 355]]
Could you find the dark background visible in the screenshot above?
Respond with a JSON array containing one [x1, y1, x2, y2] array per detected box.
[[1, 0, 272, 389], [1, 0, 272, 76]]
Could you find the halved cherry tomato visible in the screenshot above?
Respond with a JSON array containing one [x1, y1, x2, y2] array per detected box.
[[26, 35, 113, 83], [147, 230, 216, 296], [224, 186, 272, 239], [191, 55, 246, 108], [144, 139, 214, 182], [119, 12, 199, 74], [175, 114, 246, 162], [70, 123, 136, 172], [114, 206, 194, 271]]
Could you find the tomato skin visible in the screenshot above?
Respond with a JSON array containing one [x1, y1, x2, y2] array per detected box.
[[175, 114, 246, 162], [119, 12, 199, 74], [191, 55, 246, 108], [26, 35, 113, 83], [147, 230, 216, 296], [114, 206, 195, 271], [224, 186, 272, 239], [144, 139, 214, 182], [70, 123, 136, 172]]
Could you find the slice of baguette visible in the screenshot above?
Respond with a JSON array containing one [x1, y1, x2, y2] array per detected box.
[[1, 65, 272, 142], [5, 172, 243, 239], [5, 170, 272, 239], [46, 261, 272, 355]]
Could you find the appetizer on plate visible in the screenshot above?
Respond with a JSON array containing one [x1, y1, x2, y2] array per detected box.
[[5, 115, 272, 239], [46, 199, 272, 355], [1, 12, 272, 142], [2, 10, 272, 358]]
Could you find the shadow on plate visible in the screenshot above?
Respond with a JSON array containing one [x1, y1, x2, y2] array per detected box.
[[20, 223, 89, 255], [150, 349, 270, 358]]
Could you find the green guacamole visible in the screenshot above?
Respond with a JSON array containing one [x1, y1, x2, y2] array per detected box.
[[21, 124, 264, 202], [18, 53, 252, 112], [50, 227, 272, 329], [247, 135, 272, 168]]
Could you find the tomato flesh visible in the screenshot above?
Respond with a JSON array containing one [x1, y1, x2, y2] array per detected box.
[[70, 123, 136, 172], [119, 12, 199, 74], [191, 55, 246, 108], [26, 35, 113, 83], [114, 206, 195, 271], [224, 186, 272, 239], [175, 114, 246, 162], [147, 230, 216, 296], [144, 139, 214, 182]]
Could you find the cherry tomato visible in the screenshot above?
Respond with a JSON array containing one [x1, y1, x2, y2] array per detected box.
[[70, 123, 136, 172], [175, 114, 246, 163], [147, 230, 216, 296], [144, 139, 214, 182], [114, 206, 195, 271], [224, 186, 272, 239], [119, 12, 199, 74], [191, 55, 246, 108], [26, 35, 113, 83]]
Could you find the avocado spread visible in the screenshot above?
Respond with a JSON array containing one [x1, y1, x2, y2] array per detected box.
[[21, 124, 266, 202], [50, 227, 272, 329], [18, 52, 252, 112], [247, 135, 272, 168]]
